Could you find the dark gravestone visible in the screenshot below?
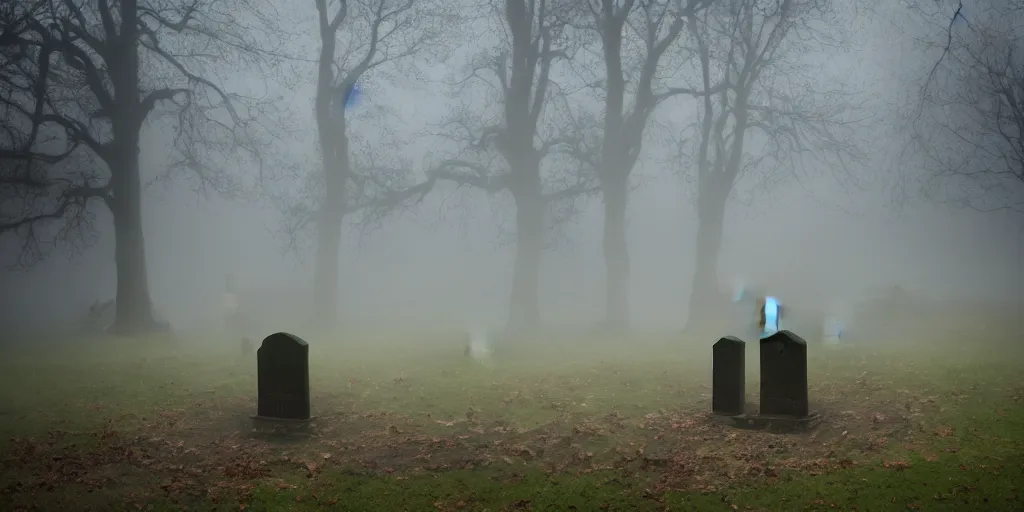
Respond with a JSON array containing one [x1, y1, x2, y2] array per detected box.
[[256, 332, 310, 421], [759, 330, 808, 418], [712, 336, 746, 416]]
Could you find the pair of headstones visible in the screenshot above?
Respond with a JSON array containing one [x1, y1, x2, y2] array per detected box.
[[712, 330, 809, 420]]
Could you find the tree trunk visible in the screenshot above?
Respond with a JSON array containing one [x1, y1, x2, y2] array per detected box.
[[507, 187, 544, 337], [106, 0, 160, 335], [311, 133, 348, 328], [685, 177, 730, 335], [311, 60, 350, 328], [602, 175, 630, 335], [312, 207, 343, 327], [685, 86, 750, 336], [311, 9, 343, 330], [106, 141, 159, 335]]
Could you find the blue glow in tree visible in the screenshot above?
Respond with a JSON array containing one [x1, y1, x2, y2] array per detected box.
[[332, 82, 362, 119]]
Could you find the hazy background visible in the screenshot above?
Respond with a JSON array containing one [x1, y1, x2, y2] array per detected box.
[[3, 166, 1020, 334], [1, 0, 1021, 336]]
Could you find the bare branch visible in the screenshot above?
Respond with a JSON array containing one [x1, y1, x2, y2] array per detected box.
[[903, 0, 1024, 214], [1, 0, 293, 272], [915, 0, 966, 120], [429, 159, 509, 194]]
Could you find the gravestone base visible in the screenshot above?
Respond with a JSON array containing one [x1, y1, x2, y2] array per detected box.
[[251, 414, 316, 437], [710, 400, 756, 419], [714, 410, 821, 433]]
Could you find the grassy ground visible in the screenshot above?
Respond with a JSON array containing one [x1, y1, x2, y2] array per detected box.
[[0, 328, 1022, 511]]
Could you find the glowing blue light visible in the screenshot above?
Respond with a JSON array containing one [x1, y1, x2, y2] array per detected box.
[[332, 82, 362, 119], [343, 82, 361, 108], [762, 296, 780, 337]]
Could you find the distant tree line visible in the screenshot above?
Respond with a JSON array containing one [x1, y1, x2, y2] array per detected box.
[[0, 0, 1006, 337]]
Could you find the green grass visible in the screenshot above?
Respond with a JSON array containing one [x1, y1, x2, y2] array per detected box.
[[0, 328, 1021, 511]]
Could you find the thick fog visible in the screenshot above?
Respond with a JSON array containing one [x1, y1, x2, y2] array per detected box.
[[3, 168, 1021, 335], [1, 0, 1021, 336]]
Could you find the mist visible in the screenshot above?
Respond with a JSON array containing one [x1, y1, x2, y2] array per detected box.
[[3, 1, 1024, 509], [2, 164, 1022, 337], [1, 0, 1019, 341]]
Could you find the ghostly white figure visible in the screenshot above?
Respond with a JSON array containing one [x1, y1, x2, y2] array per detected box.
[[222, 274, 246, 340], [728, 277, 761, 340], [465, 326, 494, 366], [822, 299, 852, 345], [730, 276, 746, 302], [222, 291, 238, 320]]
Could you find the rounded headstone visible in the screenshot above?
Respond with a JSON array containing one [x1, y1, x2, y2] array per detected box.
[[759, 330, 808, 418], [257, 332, 311, 421]]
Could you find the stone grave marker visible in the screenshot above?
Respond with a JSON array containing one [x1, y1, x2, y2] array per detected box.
[[712, 336, 745, 416], [256, 332, 310, 421], [759, 330, 808, 418]]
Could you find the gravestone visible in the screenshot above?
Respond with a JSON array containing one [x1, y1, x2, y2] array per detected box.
[[712, 336, 745, 416], [759, 330, 808, 418], [256, 332, 310, 421]]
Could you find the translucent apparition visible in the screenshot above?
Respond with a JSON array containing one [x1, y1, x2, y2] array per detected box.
[[823, 316, 845, 344], [331, 82, 363, 119], [466, 326, 493, 367], [343, 82, 362, 108], [731, 277, 746, 303], [727, 278, 756, 340], [822, 299, 852, 344], [728, 277, 771, 341]]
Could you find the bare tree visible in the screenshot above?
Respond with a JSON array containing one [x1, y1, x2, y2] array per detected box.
[[680, 0, 863, 333], [904, 0, 1024, 214], [430, 0, 598, 336], [0, 2, 45, 61], [0, 0, 285, 334], [306, 0, 448, 327], [568, 0, 719, 334], [1, 2, 88, 261]]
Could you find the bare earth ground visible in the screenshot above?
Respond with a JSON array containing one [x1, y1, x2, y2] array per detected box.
[[0, 325, 1022, 511]]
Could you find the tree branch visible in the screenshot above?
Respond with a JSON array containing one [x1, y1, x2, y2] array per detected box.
[[139, 87, 189, 122], [429, 159, 509, 194]]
